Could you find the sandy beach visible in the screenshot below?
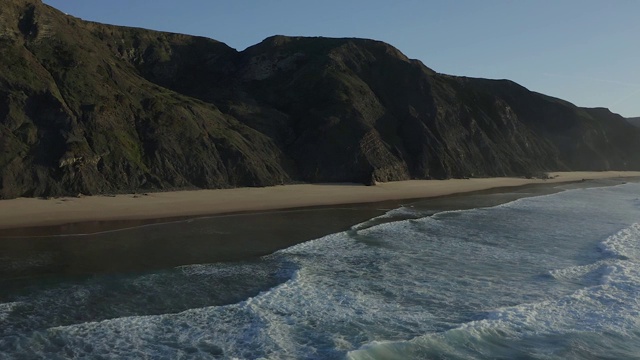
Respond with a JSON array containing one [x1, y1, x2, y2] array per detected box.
[[1, 171, 639, 231], [0, 171, 638, 278]]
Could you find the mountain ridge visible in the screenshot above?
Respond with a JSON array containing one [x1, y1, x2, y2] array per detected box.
[[1, 0, 639, 199]]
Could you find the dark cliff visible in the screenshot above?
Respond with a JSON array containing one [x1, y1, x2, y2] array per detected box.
[[1, 0, 639, 198], [627, 117, 640, 128]]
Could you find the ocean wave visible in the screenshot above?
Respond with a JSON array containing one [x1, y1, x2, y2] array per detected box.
[[349, 260, 640, 359], [599, 223, 640, 260], [3, 182, 640, 359], [349, 220, 640, 360], [350, 206, 423, 231]]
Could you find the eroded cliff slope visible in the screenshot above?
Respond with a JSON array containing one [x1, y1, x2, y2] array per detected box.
[[1, 0, 639, 198]]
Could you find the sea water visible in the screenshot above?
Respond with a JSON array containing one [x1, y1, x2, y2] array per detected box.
[[1, 182, 639, 359]]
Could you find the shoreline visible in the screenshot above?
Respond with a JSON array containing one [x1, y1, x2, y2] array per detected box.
[[0, 172, 637, 278], [1, 171, 640, 233]]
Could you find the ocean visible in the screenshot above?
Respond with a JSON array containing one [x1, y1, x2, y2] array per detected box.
[[1, 181, 640, 359]]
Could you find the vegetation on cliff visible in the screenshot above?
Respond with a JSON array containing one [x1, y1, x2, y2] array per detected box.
[[1, 0, 639, 198]]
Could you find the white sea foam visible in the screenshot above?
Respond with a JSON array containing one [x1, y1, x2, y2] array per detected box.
[[599, 223, 640, 260], [2, 182, 640, 359], [548, 261, 612, 284], [367, 205, 419, 220], [349, 219, 640, 359], [350, 206, 421, 231], [0, 302, 21, 322]]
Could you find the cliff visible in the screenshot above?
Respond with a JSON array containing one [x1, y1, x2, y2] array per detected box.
[[1, 0, 639, 198], [627, 117, 640, 128]]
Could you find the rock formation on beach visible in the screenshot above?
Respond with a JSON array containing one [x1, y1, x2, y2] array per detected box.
[[1, 0, 640, 198]]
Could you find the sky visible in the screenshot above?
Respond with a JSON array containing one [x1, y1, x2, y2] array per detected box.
[[43, 0, 640, 118]]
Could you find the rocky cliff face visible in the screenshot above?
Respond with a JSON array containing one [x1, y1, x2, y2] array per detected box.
[[1, 0, 639, 198]]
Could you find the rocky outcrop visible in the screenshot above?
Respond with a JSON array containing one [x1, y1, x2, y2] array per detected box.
[[1, 0, 639, 198]]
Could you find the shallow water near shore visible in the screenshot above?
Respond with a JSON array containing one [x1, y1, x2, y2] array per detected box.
[[1, 179, 640, 358]]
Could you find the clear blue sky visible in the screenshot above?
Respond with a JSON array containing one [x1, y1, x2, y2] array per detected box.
[[43, 0, 640, 117]]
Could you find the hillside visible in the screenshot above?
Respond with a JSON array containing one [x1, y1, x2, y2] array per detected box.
[[627, 117, 640, 128], [1, 0, 639, 198]]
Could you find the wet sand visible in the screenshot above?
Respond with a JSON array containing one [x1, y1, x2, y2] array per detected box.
[[1, 171, 639, 232], [0, 175, 637, 280]]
